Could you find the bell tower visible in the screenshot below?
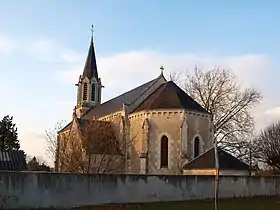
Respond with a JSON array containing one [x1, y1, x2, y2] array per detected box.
[[75, 25, 102, 118]]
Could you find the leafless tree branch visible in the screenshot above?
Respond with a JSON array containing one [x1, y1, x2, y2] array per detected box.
[[171, 67, 262, 158], [253, 121, 280, 170], [57, 117, 137, 174], [45, 120, 66, 164]]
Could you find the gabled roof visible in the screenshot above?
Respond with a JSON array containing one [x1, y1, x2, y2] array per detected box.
[[82, 38, 98, 80], [59, 121, 72, 133], [134, 81, 208, 114], [183, 147, 250, 171], [58, 76, 163, 133], [0, 150, 26, 171], [83, 76, 164, 119]]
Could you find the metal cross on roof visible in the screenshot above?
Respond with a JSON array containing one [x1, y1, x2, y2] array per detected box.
[[160, 66, 164, 75], [90, 25, 95, 43], [91, 24, 94, 36]]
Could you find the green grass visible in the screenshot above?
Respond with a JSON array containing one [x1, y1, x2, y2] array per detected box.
[[16, 197, 280, 210], [73, 197, 280, 210]]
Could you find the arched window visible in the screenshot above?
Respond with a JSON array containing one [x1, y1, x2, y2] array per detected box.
[[91, 83, 95, 101], [160, 135, 168, 168], [194, 137, 200, 158], [83, 83, 88, 101]]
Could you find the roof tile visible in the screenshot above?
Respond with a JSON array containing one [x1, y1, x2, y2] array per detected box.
[[134, 81, 208, 113], [83, 77, 159, 119]]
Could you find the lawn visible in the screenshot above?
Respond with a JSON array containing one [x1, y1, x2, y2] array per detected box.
[[73, 197, 280, 210]]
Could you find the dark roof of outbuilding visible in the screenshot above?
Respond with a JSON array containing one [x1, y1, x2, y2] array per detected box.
[[134, 81, 208, 114], [0, 150, 26, 171], [183, 147, 250, 171]]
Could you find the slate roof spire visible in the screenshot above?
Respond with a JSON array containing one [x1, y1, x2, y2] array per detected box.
[[82, 25, 98, 80]]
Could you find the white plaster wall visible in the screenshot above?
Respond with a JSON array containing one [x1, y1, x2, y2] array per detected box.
[[1, 172, 280, 209]]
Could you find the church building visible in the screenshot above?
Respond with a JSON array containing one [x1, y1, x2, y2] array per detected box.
[[56, 32, 214, 175]]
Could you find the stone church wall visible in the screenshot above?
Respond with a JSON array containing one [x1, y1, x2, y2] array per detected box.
[[128, 113, 145, 173], [147, 110, 182, 174], [1, 171, 280, 209], [128, 109, 213, 175], [129, 110, 183, 175], [186, 112, 213, 159]]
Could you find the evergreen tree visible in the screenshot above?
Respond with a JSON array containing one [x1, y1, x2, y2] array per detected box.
[[26, 156, 51, 171], [0, 115, 20, 151]]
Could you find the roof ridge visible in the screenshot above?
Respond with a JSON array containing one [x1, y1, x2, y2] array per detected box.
[[132, 82, 166, 112], [128, 74, 166, 106], [218, 149, 250, 167], [184, 147, 215, 166], [133, 80, 209, 113], [80, 76, 164, 119]]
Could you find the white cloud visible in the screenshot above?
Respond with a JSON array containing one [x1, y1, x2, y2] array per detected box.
[[56, 50, 274, 133], [27, 39, 58, 62], [60, 51, 83, 63], [250, 105, 280, 132], [59, 64, 82, 84], [0, 36, 14, 54], [30, 39, 56, 51], [265, 106, 280, 116], [58, 50, 269, 94], [56, 100, 75, 106], [27, 39, 83, 63], [1, 35, 274, 160], [9, 45, 273, 162]]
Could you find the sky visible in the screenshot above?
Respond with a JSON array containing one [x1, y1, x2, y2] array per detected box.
[[1, 0, 280, 164]]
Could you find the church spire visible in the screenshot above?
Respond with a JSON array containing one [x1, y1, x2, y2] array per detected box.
[[82, 25, 98, 80], [75, 25, 102, 118]]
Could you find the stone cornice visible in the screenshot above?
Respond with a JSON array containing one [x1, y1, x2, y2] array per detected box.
[[128, 109, 211, 121], [98, 111, 123, 121]]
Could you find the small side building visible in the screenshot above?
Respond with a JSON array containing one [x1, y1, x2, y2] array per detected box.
[[182, 147, 255, 176], [0, 150, 26, 171]]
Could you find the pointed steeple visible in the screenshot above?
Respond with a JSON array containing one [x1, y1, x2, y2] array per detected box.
[[74, 25, 102, 118], [82, 25, 98, 80]]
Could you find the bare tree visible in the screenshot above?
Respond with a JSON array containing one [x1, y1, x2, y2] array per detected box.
[[45, 120, 66, 165], [253, 121, 280, 170], [58, 129, 88, 172], [58, 117, 136, 173], [171, 67, 262, 156], [168, 71, 183, 82]]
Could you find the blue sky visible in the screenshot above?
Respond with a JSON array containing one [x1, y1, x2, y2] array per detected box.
[[1, 0, 280, 163]]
